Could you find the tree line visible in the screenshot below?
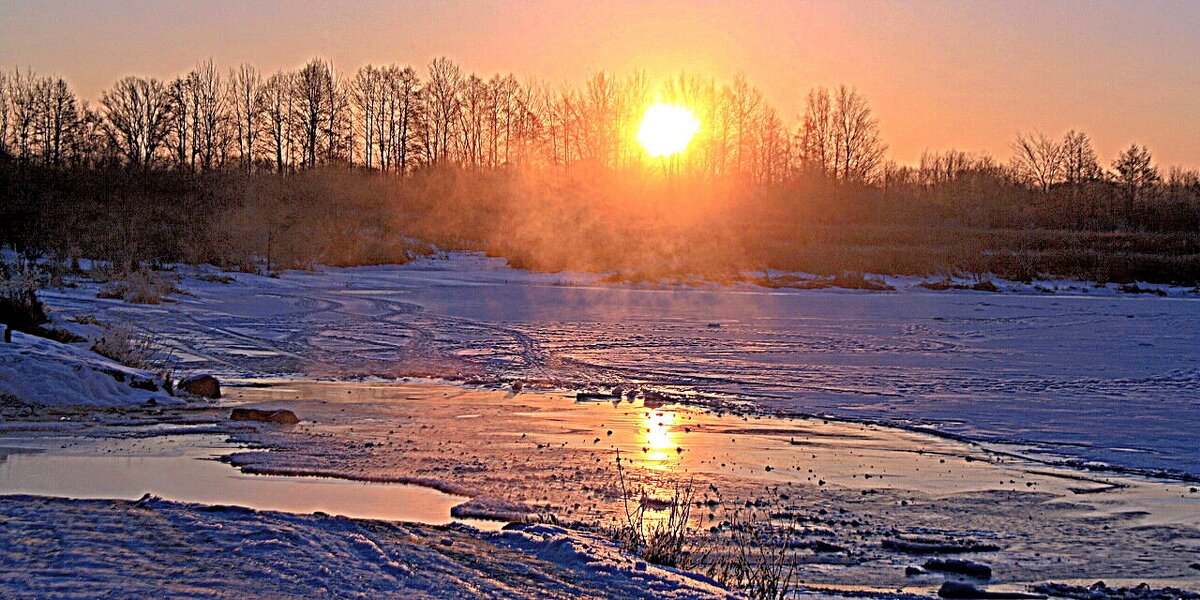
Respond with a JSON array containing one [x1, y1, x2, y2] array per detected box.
[[1, 57, 1198, 283]]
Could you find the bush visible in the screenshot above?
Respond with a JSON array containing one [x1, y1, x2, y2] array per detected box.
[[1, 259, 49, 341], [611, 450, 699, 569], [92, 321, 176, 392], [97, 269, 179, 304], [91, 323, 155, 368], [703, 505, 801, 600]]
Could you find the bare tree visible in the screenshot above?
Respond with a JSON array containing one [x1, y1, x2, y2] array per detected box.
[[165, 76, 189, 169], [352, 65, 382, 169], [797, 87, 834, 178], [1061, 130, 1101, 185], [42, 78, 80, 166], [8, 69, 39, 162], [229, 64, 264, 173], [100, 76, 172, 168], [262, 70, 295, 173], [423, 57, 462, 164], [0, 71, 9, 157], [1010, 130, 1064, 193], [385, 66, 420, 174], [189, 59, 226, 171], [294, 58, 338, 168], [457, 73, 488, 167], [832, 85, 885, 184], [728, 74, 763, 177]]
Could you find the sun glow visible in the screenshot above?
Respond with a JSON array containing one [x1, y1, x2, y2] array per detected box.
[[636, 103, 700, 158], [642, 409, 679, 467]]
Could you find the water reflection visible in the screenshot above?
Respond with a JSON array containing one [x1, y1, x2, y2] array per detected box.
[[642, 409, 679, 467], [0, 434, 503, 530]]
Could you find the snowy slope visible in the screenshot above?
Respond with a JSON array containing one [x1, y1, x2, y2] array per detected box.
[[0, 331, 177, 408], [0, 495, 736, 599]]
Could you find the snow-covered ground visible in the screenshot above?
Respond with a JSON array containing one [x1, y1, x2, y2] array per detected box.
[[5, 254, 1200, 597], [0, 495, 734, 599], [36, 253, 1200, 479], [0, 331, 179, 409]]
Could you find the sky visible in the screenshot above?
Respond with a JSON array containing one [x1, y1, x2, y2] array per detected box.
[[2, 0, 1198, 168]]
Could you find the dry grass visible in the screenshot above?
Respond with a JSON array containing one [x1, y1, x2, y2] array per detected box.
[[96, 269, 180, 304], [608, 452, 802, 599], [611, 450, 700, 569]]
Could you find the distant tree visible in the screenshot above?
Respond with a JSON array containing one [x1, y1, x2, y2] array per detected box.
[[294, 58, 338, 168], [352, 65, 383, 169], [188, 59, 226, 171], [1112, 144, 1160, 225], [42, 78, 80, 167], [1010, 130, 1064, 193], [423, 57, 462, 165], [8, 69, 39, 162], [229, 64, 264, 173], [831, 85, 885, 184], [796, 87, 834, 178], [262, 70, 295, 173], [385, 66, 420, 174], [100, 76, 172, 168], [457, 73, 488, 167], [727, 74, 763, 177], [1060, 130, 1102, 184], [0, 71, 9, 157]]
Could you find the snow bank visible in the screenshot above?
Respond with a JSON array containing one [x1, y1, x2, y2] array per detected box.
[[0, 495, 739, 599], [492, 523, 734, 597], [0, 331, 178, 408]]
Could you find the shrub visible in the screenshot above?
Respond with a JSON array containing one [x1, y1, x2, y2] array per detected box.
[[608, 451, 801, 599], [91, 323, 156, 369], [97, 269, 180, 304], [1, 259, 49, 342], [611, 450, 700, 569], [703, 505, 801, 600]]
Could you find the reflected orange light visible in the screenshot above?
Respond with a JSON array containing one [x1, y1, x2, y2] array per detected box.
[[642, 409, 679, 467]]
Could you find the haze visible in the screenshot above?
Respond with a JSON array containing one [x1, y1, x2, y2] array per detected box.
[[2, 0, 1198, 167]]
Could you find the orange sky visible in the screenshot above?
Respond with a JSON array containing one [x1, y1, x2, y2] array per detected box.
[[3, 0, 1198, 168]]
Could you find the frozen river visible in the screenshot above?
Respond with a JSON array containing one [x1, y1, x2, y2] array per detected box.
[[43, 254, 1200, 478]]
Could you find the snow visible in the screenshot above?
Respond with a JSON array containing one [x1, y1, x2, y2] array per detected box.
[[0, 331, 178, 408], [4, 253, 1200, 597], [34, 253, 1200, 477], [0, 495, 736, 599]]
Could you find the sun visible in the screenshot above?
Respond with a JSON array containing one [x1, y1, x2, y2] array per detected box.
[[636, 103, 700, 158]]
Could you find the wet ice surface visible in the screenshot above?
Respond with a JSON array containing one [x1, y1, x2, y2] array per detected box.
[[222, 382, 1200, 590], [41, 253, 1200, 477], [0, 434, 503, 530]]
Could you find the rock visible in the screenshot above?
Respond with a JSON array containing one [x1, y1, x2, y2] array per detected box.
[[924, 558, 992, 578], [128, 375, 159, 392], [938, 582, 1045, 599], [230, 408, 300, 425], [905, 566, 926, 576], [806, 540, 846, 553], [179, 374, 221, 398], [885, 537, 1001, 554], [1032, 581, 1200, 600], [576, 391, 621, 402]]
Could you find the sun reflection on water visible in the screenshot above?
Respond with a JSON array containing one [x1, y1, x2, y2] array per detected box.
[[642, 409, 679, 467]]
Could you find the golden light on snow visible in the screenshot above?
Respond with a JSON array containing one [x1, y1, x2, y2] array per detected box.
[[636, 103, 701, 158]]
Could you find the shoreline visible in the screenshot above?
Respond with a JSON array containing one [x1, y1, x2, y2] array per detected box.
[[2, 378, 1199, 595]]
